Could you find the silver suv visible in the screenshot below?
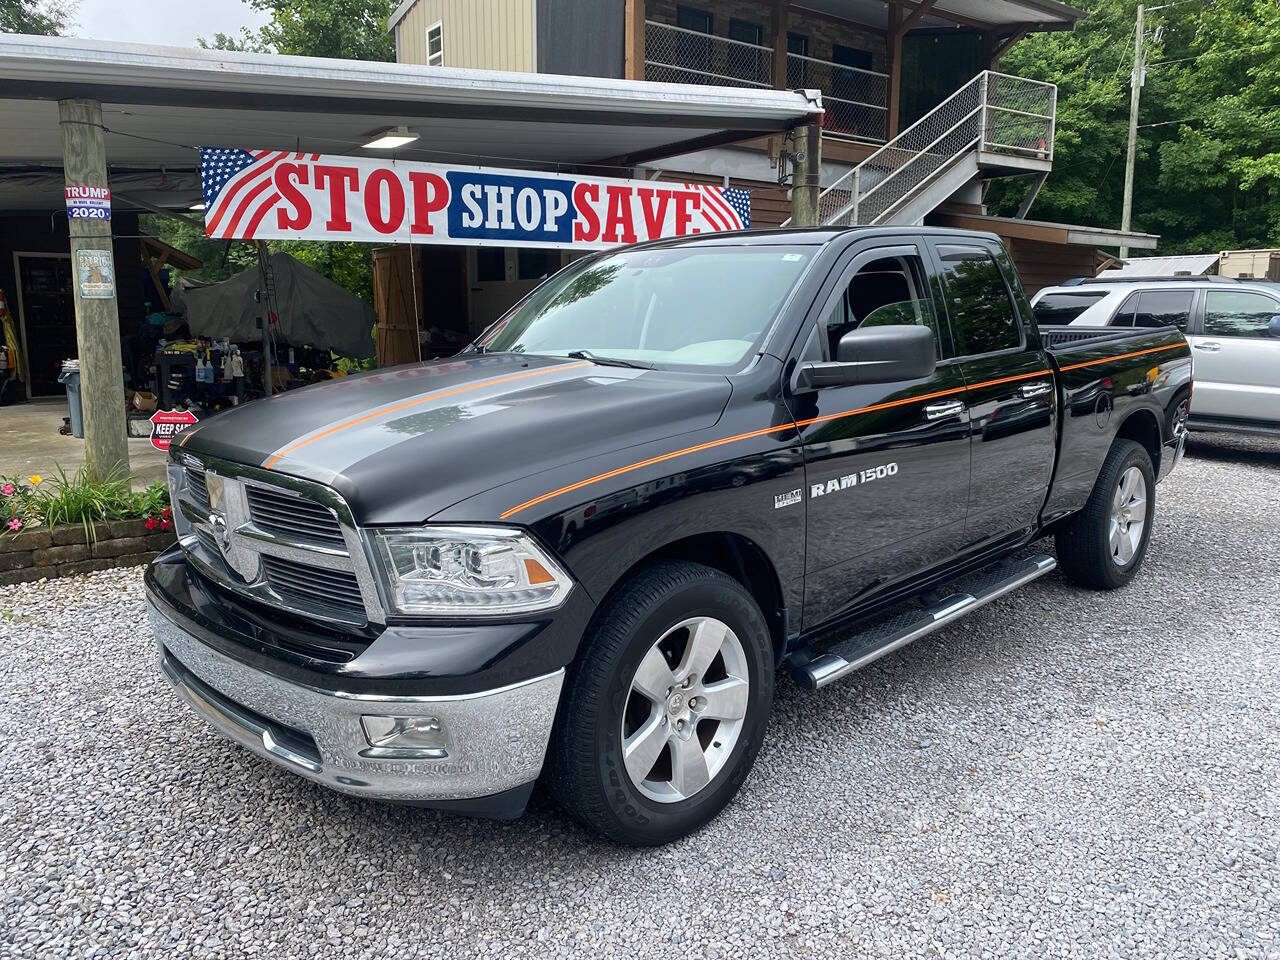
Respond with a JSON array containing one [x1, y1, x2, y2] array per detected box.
[[1032, 277, 1280, 439]]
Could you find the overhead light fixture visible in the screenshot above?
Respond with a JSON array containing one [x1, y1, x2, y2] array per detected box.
[[362, 126, 419, 150], [189, 202, 206, 211]]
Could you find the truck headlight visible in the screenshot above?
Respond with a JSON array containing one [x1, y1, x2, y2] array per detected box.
[[369, 526, 572, 617]]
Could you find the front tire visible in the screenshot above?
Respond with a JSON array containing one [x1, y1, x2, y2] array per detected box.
[[1055, 438, 1156, 590], [545, 561, 774, 845]]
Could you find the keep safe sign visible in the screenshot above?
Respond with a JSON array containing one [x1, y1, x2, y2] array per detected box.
[[198, 148, 750, 249]]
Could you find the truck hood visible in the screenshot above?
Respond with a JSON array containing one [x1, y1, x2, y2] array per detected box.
[[179, 354, 732, 524]]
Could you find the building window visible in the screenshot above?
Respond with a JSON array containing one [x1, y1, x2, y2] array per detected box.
[[677, 6, 713, 33], [832, 43, 873, 72], [426, 21, 444, 66], [728, 18, 763, 46]]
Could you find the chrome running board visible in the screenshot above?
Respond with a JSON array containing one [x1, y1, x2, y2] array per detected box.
[[798, 554, 1057, 689]]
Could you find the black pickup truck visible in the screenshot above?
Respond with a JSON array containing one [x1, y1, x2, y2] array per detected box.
[[146, 227, 1191, 845]]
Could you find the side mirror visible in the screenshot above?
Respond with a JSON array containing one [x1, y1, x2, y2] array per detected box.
[[1269, 315, 1280, 338], [794, 325, 936, 392]]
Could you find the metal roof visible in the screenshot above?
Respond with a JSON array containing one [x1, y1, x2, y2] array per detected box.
[[1102, 254, 1220, 277], [0, 34, 822, 212]]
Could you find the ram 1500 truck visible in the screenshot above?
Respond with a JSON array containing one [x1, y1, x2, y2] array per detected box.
[[147, 227, 1191, 845]]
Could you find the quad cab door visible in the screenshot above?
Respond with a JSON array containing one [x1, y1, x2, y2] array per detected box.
[[926, 239, 1058, 553], [786, 241, 971, 629]]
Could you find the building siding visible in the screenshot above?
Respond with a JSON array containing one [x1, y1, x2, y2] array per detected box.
[[395, 0, 535, 72]]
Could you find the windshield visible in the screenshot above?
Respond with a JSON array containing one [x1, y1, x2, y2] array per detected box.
[[477, 245, 816, 369]]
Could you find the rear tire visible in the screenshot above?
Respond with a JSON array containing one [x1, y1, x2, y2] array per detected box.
[[544, 561, 774, 846], [1055, 439, 1156, 590]]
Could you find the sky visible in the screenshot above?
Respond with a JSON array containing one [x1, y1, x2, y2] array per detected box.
[[72, 0, 271, 48]]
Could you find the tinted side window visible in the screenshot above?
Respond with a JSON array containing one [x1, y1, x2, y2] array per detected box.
[[1111, 292, 1138, 327], [1134, 291, 1193, 329], [1204, 291, 1280, 338], [1033, 292, 1106, 324], [938, 249, 1021, 355]]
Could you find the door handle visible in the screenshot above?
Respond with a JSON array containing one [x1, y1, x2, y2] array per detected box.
[[924, 400, 966, 421], [1019, 381, 1052, 399], [1194, 342, 1221, 352]]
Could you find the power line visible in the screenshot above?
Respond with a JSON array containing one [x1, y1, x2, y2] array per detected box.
[[1139, 101, 1280, 128]]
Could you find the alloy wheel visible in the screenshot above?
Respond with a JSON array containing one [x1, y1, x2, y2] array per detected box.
[[1109, 465, 1147, 566], [620, 616, 750, 803]]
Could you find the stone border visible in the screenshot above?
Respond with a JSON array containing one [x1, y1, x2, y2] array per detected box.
[[0, 520, 176, 585]]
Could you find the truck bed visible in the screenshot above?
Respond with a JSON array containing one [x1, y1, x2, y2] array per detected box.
[[1038, 323, 1178, 353]]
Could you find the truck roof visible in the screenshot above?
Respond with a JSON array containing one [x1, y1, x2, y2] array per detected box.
[[620, 225, 1004, 249]]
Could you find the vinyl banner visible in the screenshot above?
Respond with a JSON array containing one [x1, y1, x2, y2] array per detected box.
[[199, 148, 750, 249]]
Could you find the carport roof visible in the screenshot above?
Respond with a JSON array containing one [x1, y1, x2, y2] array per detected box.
[[0, 34, 823, 212]]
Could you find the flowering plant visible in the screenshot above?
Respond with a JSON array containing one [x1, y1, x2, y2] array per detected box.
[[0, 466, 171, 539]]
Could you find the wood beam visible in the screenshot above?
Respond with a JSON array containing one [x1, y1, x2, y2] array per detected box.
[[625, 0, 646, 82], [990, 29, 1028, 67], [771, 0, 790, 90], [899, 0, 939, 35], [886, 0, 903, 138]]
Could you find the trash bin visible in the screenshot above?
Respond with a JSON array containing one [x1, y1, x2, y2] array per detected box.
[[58, 361, 83, 439]]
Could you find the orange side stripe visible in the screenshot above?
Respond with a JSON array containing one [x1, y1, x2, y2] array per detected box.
[[1056, 342, 1184, 372], [263, 362, 591, 469], [499, 341, 1188, 519]]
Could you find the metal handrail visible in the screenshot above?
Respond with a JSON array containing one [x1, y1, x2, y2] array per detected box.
[[644, 19, 774, 54], [786, 51, 888, 82]]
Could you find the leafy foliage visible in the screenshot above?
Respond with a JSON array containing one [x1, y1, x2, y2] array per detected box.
[[988, 0, 1280, 255], [200, 0, 396, 62], [1, 467, 171, 540], [0, 0, 76, 35]]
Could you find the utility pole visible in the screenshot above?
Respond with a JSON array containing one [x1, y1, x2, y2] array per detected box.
[[59, 98, 129, 482], [1120, 3, 1145, 260]]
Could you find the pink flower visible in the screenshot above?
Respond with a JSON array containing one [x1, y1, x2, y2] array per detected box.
[[144, 517, 158, 531], [6, 517, 21, 531], [1, 483, 14, 497], [162, 507, 172, 520], [160, 519, 172, 532]]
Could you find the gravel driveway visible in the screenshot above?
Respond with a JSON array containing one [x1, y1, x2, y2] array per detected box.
[[3, 435, 1279, 960]]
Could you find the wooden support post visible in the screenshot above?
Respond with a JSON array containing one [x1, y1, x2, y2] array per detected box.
[[789, 122, 823, 227], [886, 1, 903, 139], [771, 0, 789, 89], [59, 98, 129, 483], [625, 0, 646, 81]]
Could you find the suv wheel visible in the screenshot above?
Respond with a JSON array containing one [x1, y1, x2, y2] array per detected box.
[[545, 561, 774, 845], [1055, 439, 1156, 590]]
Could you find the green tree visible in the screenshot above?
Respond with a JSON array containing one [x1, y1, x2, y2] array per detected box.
[[1, 0, 77, 35], [988, 0, 1280, 255], [201, 0, 396, 61]]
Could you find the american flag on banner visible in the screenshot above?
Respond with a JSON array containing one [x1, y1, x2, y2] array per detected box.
[[200, 147, 318, 240], [686, 184, 752, 231]]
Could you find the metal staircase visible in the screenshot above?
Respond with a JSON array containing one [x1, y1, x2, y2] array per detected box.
[[807, 71, 1057, 228]]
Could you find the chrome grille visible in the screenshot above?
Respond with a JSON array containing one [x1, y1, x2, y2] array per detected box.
[[186, 467, 210, 511], [262, 555, 365, 617], [246, 485, 345, 547], [169, 456, 385, 627]]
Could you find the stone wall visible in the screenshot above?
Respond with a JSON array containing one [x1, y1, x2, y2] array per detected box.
[[0, 520, 176, 585]]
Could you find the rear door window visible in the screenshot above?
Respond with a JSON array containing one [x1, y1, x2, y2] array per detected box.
[[1033, 291, 1106, 324], [936, 247, 1021, 355], [1134, 290, 1194, 330], [1111, 292, 1139, 326], [1203, 290, 1280, 338]]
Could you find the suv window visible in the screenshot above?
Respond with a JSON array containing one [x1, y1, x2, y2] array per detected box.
[[1203, 290, 1280, 338], [1033, 291, 1106, 324], [823, 253, 944, 360], [1134, 290, 1194, 329], [937, 248, 1021, 355]]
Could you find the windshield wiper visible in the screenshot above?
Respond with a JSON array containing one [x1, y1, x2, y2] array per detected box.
[[566, 350, 654, 370]]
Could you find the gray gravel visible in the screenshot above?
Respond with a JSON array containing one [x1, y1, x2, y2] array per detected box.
[[3, 433, 1279, 960]]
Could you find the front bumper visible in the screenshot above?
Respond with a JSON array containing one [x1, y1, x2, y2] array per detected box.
[[148, 598, 564, 816]]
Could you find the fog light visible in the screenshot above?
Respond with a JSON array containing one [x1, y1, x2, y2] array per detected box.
[[359, 715, 449, 759]]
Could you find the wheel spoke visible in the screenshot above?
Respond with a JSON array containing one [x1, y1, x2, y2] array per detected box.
[[1117, 530, 1134, 564], [679, 618, 727, 681], [632, 645, 676, 704], [1126, 495, 1146, 519], [669, 734, 711, 797], [1109, 518, 1120, 554], [697, 676, 749, 721], [622, 712, 669, 784]]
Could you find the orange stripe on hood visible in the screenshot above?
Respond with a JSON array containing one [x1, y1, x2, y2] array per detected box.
[[263, 361, 592, 469]]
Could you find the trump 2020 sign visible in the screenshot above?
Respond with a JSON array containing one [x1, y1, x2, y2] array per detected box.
[[199, 148, 750, 249]]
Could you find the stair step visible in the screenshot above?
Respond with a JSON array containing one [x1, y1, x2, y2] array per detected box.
[[797, 553, 1057, 689]]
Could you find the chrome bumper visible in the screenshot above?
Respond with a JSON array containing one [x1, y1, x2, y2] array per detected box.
[[149, 601, 563, 803]]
